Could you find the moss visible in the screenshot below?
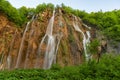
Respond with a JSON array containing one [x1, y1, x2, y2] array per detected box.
[[38, 15, 43, 22], [60, 40, 69, 56], [63, 14, 69, 24], [68, 26, 75, 43], [8, 34, 13, 40], [78, 33, 83, 42], [68, 34, 74, 43]]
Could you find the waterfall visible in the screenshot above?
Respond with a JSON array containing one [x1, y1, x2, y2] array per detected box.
[[7, 55, 11, 69], [43, 10, 56, 69], [53, 33, 63, 64], [86, 31, 91, 44], [83, 24, 91, 29], [35, 10, 55, 69], [73, 17, 91, 61], [15, 16, 35, 68], [7, 29, 17, 69], [43, 35, 55, 69], [15, 22, 30, 68], [37, 10, 55, 56], [86, 31, 91, 60], [24, 29, 34, 69], [0, 54, 4, 70]]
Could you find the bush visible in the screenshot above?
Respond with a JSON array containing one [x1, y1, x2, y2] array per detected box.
[[0, 1, 54, 26], [88, 39, 100, 55], [0, 0, 23, 26], [0, 54, 120, 80]]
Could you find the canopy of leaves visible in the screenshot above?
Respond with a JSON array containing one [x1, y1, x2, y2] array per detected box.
[[78, 10, 120, 42], [88, 39, 100, 54], [0, 0, 23, 26], [0, 0, 54, 26]]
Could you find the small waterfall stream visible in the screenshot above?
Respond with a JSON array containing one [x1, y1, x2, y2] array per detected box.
[[7, 29, 17, 69], [24, 29, 34, 68], [0, 54, 4, 70], [73, 16, 91, 61], [15, 22, 30, 68], [15, 16, 35, 68], [86, 31, 91, 45], [53, 33, 63, 64]]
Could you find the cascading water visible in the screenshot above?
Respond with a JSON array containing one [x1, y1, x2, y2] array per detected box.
[[24, 28, 34, 69], [7, 29, 17, 69], [15, 22, 30, 68], [53, 33, 63, 64], [35, 10, 56, 69], [0, 9, 94, 70], [83, 24, 91, 29], [43, 35, 55, 69], [73, 16, 91, 61], [86, 31, 91, 45], [15, 16, 35, 68], [0, 54, 4, 70], [86, 31, 91, 60]]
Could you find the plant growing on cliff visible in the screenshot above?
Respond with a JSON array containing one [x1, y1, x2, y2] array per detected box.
[[87, 39, 100, 62], [0, 0, 22, 26], [0, 1, 54, 26]]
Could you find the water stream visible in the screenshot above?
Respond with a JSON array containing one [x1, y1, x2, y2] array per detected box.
[[35, 10, 56, 69], [24, 29, 34, 69], [15, 16, 35, 68], [7, 29, 17, 69], [73, 16, 91, 61]]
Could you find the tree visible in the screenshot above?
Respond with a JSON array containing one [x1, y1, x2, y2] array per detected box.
[[88, 39, 100, 63], [35, 3, 47, 13], [47, 3, 54, 10], [0, 0, 22, 26]]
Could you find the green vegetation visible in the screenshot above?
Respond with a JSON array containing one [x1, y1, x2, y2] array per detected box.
[[0, 54, 120, 80], [82, 10, 120, 42], [61, 40, 69, 55], [0, 0, 23, 26], [0, 0, 54, 26], [36, 3, 54, 13], [88, 39, 100, 55], [88, 39, 101, 62]]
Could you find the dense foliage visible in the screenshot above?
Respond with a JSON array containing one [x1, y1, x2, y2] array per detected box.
[[0, 0, 23, 26], [88, 39, 100, 55], [0, 54, 120, 80], [0, 0, 54, 26], [82, 10, 120, 42]]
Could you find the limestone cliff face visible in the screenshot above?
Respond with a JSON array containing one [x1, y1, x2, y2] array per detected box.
[[0, 13, 22, 69], [0, 13, 18, 56], [0, 9, 100, 70]]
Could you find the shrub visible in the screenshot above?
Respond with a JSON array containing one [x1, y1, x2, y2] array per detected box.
[[0, 54, 120, 80]]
